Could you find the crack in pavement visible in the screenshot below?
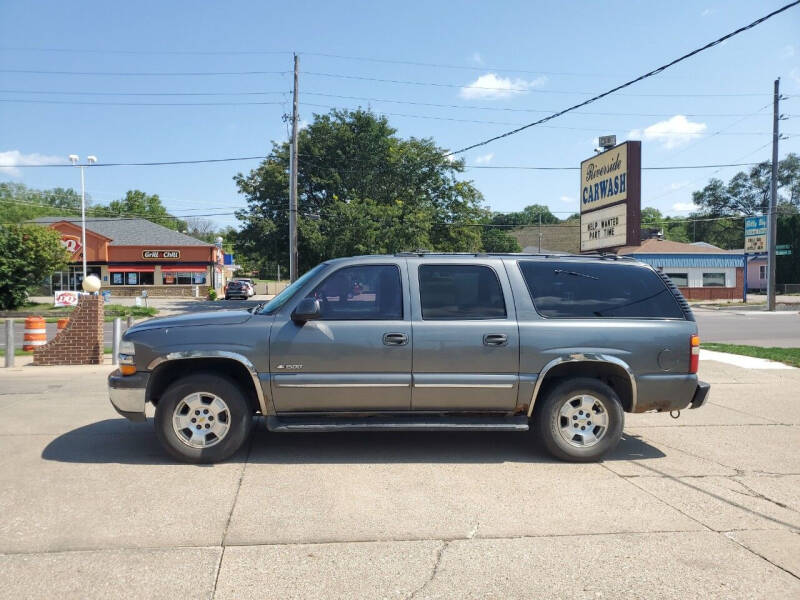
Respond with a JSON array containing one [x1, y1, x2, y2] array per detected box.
[[211, 436, 253, 600], [407, 540, 449, 600], [724, 532, 800, 582], [612, 461, 800, 530], [727, 478, 796, 513]]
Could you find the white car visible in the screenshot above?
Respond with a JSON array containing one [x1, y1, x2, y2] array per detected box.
[[233, 278, 256, 297]]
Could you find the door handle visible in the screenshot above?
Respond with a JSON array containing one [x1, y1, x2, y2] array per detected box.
[[483, 333, 508, 347], [383, 332, 408, 346]]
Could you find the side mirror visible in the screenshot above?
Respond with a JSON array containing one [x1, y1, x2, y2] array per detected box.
[[291, 297, 321, 323]]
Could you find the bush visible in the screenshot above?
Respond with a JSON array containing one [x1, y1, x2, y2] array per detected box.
[[208, 288, 218, 301], [0, 225, 69, 310]]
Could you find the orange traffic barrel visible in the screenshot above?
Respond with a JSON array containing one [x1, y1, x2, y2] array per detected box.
[[23, 316, 47, 351], [57, 318, 70, 331]]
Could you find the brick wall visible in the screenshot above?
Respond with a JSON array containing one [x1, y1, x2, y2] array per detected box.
[[33, 295, 104, 365], [106, 285, 209, 298]]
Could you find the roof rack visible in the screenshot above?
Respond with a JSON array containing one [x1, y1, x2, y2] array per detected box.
[[391, 251, 641, 261]]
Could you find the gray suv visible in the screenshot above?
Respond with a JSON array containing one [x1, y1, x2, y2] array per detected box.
[[109, 253, 709, 463]]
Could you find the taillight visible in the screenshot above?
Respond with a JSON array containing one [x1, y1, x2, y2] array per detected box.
[[690, 334, 700, 373]]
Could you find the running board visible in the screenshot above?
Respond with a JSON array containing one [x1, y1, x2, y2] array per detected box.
[[266, 415, 529, 432]]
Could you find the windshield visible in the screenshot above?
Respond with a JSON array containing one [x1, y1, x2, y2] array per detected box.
[[259, 263, 327, 314]]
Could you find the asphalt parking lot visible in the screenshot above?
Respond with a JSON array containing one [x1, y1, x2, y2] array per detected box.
[[1, 357, 799, 599]]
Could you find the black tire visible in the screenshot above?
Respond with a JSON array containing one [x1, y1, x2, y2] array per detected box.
[[534, 377, 624, 462], [154, 374, 253, 464]]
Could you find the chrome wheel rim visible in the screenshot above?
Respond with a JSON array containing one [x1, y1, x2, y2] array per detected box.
[[172, 392, 231, 449], [557, 394, 609, 448]]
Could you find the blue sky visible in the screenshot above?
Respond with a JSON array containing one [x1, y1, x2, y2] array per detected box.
[[1, 0, 799, 230]]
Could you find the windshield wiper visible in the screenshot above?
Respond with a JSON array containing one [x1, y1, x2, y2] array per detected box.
[[248, 302, 265, 314], [553, 269, 599, 280]]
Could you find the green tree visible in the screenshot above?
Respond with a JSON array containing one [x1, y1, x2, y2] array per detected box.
[[93, 190, 187, 231], [692, 153, 799, 216], [491, 204, 560, 227], [640, 207, 690, 243], [0, 182, 83, 223], [234, 109, 488, 273], [0, 224, 70, 309], [481, 226, 522, 252]]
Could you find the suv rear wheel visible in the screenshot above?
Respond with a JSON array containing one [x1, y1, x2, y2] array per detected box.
[[154, 374, 253, 463], [534, 377, 624, 462]]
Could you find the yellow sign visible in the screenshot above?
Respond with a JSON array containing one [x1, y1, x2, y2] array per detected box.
[[580, 143, 629, 212], [580, 204, 628, 251]]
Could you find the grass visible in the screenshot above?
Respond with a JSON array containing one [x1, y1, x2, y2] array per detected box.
[[0, 347, 113, 357], [702, 343, 800, 368], [4, 303, 157, 322]]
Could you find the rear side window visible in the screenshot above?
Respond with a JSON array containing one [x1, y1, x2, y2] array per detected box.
[[419, 265, 506, 319], [518, 261, 684, 319]]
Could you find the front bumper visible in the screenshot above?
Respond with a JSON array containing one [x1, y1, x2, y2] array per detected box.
[[108, 369, 150, 422], [690, 380, 710, 409]]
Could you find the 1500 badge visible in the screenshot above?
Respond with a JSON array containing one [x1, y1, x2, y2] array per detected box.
[[276, 364, 303, 370]]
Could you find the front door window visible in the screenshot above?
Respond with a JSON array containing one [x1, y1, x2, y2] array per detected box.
[[307, 264, 403, 320]]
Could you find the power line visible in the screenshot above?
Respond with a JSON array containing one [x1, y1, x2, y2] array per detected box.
[[302, 100, 774, 133], [0, 87, 771, 118], [6, 155, 771, 170], [0, 98, 288, 107], [7, 156, 269, 167], [466, 162, 762, 171], [302, 70, 772, 97], [0, 68, 291, 77], [301, 52, 657, 79], [0, 46, 291, 56], [3, 212, 772, 229], [302, 92, 768, 118], [447, 0, 800, 156], [0, 89, 289, 97]]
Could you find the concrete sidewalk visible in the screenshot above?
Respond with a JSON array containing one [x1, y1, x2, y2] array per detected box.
[[0, 360, 798, 598]]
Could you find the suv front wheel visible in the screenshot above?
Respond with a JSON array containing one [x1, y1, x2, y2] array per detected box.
[[534, 377, 624, 462], [154, 374, 253, 463]]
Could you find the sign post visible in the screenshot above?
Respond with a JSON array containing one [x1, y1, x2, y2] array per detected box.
[[579, 141, 641, 253]]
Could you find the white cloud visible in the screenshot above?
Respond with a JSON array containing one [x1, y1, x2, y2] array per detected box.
[[781, 44, 796, 59], [471, 52, 484, 65], [473, 153, 494, 164], [672, 202, 699, 212], [701, 8, 714, 16], [459, 73, 547, 100], [0, 150, 68, 177], [559, 195, 576, 204], [791, 68, 800, 87], [628, 115, 707, 150]]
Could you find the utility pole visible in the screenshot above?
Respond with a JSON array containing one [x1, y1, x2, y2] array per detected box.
[[289, 53, 300, 282], [537, 211, 542, 253], [767, 78, 780, 311]]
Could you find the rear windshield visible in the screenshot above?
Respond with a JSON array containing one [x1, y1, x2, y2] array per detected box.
[[518, 260, 684, 319]]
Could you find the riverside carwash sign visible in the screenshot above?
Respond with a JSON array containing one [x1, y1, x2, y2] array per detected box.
[[580, 141, 641, 252]]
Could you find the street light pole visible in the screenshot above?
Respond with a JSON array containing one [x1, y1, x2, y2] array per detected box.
[[79, 163, 86, 279], [69, 154, 97, 281]]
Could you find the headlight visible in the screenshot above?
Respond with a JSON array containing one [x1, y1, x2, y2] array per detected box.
[[119, 340, 136, 375]]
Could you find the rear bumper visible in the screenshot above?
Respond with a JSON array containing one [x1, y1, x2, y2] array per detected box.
[[690, 380, 711, 409], [634, 374, 710, 412], [108, 369, 149, 422]]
